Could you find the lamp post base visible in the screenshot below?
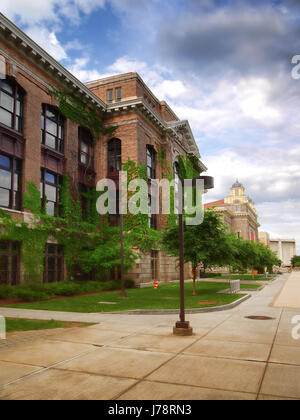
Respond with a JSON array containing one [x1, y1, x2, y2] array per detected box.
[[173, 321, 193, 336]]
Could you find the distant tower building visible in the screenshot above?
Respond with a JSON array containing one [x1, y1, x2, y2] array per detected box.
[[204, 180, 260, 241]]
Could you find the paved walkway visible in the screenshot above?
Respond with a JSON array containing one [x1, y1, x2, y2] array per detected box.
[[0, 273, 299, 400], [272, 271, 300, 308]]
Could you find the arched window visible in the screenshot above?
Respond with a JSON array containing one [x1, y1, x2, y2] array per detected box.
[[41, 104, 65, 153], [78, 127, 94, 167], [107, 138, 121, 173], [0, 79, 24, 133]]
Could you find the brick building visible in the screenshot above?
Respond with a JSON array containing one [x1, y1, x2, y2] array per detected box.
[[204, 180, 260, 241], [0, 13, 207, 285]]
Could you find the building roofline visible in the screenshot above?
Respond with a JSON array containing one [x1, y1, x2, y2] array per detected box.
[[0, 13, 107, 111], [0, 13, 204, 159]]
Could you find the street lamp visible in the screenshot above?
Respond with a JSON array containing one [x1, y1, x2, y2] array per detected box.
[[173, 175, 214, 336]]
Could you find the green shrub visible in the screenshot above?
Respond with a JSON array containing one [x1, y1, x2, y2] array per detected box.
[[15, 289, 49, 302], [0, 285, 14, 299], [295, 262, 300, 267], [0, 278, 136, 303], [125, 279, 135, 288]]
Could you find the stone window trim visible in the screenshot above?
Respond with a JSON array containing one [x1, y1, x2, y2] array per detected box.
[[41, 103, 65, 154], [0, 78, 24, 134]]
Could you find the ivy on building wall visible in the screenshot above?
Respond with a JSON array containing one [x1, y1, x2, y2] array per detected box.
[[48, 87, 118, 139]]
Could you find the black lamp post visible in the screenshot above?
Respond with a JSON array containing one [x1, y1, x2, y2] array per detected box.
[[173, 175, 214, 336]]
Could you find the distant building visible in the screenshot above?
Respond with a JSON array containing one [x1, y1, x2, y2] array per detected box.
[[258, 232, 296, 267], [258, 231, 270, 247], [269, 239, 296, 267], [204, 180, 260, 241]]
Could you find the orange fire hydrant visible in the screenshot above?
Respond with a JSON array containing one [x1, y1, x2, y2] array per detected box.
[[153, 280, 159, 289]]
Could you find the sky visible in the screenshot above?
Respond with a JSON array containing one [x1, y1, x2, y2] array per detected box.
[[1, 0, 299, 253]]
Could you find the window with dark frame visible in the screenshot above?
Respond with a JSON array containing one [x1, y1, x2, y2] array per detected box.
[[41, 104, 65, 153], [146, 145, 156, 179], [148, 193, 157, 230], [40, 169, 61, 217], [0, 240, 20, 285], [107, 89, 113, 103], [78, 127, 94, 168], [0, 79, 24, 133], [107, 138, 121, 174], [0, 153, 22, 210], [43, 243, 63, 283]]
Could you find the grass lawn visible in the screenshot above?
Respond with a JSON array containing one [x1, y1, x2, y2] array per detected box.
[[4, 282, 260, 313], [5, 318, 94, 333]]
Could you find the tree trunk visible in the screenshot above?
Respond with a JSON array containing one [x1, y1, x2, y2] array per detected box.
[[192, 265, 196, 296]]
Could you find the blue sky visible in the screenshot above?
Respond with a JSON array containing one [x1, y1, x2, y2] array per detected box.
[[1, 0, 300, 253]]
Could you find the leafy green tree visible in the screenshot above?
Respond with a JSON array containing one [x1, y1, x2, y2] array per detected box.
[[162, 210, 235, 295], [291, 255, 300, 268]]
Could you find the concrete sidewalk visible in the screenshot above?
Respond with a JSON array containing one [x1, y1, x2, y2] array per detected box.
[[272, 271, 300, 308], [0, 273, 299, 400]]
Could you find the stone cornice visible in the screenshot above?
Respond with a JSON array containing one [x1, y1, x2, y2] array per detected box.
[[0, 13, 106, 111]]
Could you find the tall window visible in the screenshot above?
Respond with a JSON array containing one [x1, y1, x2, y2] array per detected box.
[[107, 89, 113, 103], [41, 104, 64, 153], [148, 194, 157, 229], [0, 153, 22, 210], [147, 145, 156, 179], [44, 244, 63, 283], [78, 127, 94, 167], [0, 240, 19, 285], [107, 138, 121, 173], [0, 79, 24, 133], [40, 169, 61, 216], [116, 87, 122, 102]]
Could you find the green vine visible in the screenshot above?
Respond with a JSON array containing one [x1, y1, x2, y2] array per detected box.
[[48, 86, 118, 139]]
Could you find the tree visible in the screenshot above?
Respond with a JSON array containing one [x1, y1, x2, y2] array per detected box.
[[162, 210, 235, 295], [291, 255, 300, 268], [254, 242, 281, 273], [231, 239, 281, 278]]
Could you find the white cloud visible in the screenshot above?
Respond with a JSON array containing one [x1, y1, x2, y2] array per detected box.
[[0, 0, 59, 25], [67, 57, 107, 82], [0, 0, 106, 25], [256, 200, 300, 254], [26, 26, 68, 61]]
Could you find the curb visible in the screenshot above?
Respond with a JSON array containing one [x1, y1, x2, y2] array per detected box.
[[104, 294, 251, 315]]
